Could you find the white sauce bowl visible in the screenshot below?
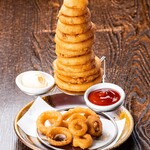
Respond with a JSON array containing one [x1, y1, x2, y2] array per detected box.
[[15, 71, 55, 95]]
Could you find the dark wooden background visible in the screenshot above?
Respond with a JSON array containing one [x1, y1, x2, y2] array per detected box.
[[0, 0, 149, 149]]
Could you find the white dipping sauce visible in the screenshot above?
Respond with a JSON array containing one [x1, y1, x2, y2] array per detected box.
[[21, 72, 48, 88]]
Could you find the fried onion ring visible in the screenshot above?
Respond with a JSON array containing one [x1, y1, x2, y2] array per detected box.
[[55, 71, 101, 84], [36, 111, 62, 135], [54, 65, 100, 79], [54, 57, 101, 78], [56, 23, 96, 43], [46, 127, 72, 146], [61, 113, 87, 128], [61, 107, 97, 126], [59, 5, 88, 17], [55, 35, 94, 51], [73, 134, 93, 149], [68, 119, 88, 136], [87, 115, 102, 137], [55, 75, 101, 92], [59, 9, 91, 25], [57, 20, 92, 34], [62, 107, 97, 121], [55, 45, 90, 58], [54, 58, 96, 73], [68, 113, 86, 123], [56, 51, 94, 66], [54, 66, 100, 78], [63, 0, 89, 9]]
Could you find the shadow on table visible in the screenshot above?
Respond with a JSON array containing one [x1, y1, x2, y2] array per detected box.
[[115, 136, 136, 150]]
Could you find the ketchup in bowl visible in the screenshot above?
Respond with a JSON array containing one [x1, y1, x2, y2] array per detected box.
[[88, 88, 121, 106]]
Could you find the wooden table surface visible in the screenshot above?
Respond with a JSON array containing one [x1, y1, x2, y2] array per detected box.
[[0, 0, 149, 150]]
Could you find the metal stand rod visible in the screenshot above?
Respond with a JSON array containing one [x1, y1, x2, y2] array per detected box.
[[100, 56, 106, 83]]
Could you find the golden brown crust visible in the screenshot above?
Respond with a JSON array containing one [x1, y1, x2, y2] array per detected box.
[[87, 115, 103, 137], [55, 45, 91, 58], [59, 8, 91, 25], [46, 127, 72, 146], [73, 134, 93, 149], [57, 20, 92, 34], [56, 51, 95, 66], [55, 71, 101, 84], [68, 119, 88, 136], [55, 35, 94, 51], [55, 75, 101, 92], [59, 5, 88, 17], [54, 58, 96, 73], [63, 0, 88, 9], [36, 111, 63, 135], [54, 56, 101, 77], [54, 62, 100, 78], [56, 23, 96, 43]]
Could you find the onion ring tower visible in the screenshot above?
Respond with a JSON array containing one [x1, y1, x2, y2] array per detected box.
[[53, 0, 102, 93]]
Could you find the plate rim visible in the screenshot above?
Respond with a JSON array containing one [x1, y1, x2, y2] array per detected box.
[[111, 106, 134, 148], [14, 93, 134, 150]]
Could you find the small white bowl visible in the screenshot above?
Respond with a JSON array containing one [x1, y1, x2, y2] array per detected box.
[[84, 83, 125, 112], [15, 71, 55, 95]]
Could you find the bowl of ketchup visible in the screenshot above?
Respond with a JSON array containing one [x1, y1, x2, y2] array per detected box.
[[84, 83, 125, 112]]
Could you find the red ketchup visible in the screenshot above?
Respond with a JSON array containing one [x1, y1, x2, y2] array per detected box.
[[88, 88, 121, 106]]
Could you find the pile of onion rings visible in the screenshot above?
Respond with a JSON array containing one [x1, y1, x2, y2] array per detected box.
[[53, 0, 102, 93], [36, 107, 102, 149]]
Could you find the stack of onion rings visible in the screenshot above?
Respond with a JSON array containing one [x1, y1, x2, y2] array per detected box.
[[53, 0, 102, 93]]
